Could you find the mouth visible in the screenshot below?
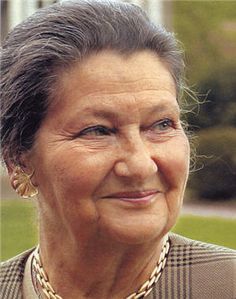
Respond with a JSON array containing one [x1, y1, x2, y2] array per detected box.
[[102, 190, 160, 204]]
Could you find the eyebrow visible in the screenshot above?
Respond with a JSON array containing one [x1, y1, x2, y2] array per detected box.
[[142, 103, 180, 117], [80, 102, 180, 120]]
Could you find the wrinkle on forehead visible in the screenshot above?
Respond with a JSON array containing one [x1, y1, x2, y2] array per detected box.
[[50, 50, 177, 114], [58, 50, 175, 93]]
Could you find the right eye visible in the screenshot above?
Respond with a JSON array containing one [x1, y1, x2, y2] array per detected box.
[[78, 125, 115, 137], [151, 118, 175, 132]]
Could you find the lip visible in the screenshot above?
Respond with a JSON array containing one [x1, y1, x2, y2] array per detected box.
[[103, 190, 159, 204]]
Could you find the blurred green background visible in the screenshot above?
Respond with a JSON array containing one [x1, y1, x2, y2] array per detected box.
[[173, 1, 236, 201]]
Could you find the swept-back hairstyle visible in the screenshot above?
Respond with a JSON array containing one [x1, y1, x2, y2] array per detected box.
[[0, 0, 185, 165]]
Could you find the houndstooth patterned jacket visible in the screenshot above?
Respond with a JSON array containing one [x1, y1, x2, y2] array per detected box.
[[1, 233, 236, 299]]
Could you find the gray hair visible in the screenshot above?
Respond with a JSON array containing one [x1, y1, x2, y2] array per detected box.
[[0, 0, 185, 165]]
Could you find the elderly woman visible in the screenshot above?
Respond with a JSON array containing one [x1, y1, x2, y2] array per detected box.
[[0, 1, 235, 299]]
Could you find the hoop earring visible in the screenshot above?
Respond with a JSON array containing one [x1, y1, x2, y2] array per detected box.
[[11, 166, 38, 198]]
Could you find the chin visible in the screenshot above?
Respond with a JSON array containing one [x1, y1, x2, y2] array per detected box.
[[99, 216, 169, 245]]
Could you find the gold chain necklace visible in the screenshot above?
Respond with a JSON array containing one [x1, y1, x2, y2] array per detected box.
[[32, 236, 170, 299]]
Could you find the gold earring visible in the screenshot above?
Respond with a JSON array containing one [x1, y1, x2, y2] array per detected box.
[[11, 166, 38, 198]]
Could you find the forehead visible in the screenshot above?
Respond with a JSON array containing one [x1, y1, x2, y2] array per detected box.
[[49, 50, 177, 115], [61, 50, 175, 92]]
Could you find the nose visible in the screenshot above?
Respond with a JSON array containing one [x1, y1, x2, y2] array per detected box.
[[114, 135, 158, 181]]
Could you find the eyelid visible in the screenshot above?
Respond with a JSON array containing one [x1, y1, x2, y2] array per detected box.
[[151, 118, 175, 127], [77, 125, 116, 137], [79, 125, 105, 135]]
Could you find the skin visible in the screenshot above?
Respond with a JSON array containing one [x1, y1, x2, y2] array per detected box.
[[16, 50, 190, 299]]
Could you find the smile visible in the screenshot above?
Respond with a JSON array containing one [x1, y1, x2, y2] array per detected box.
[[103, 190, 159, 204]]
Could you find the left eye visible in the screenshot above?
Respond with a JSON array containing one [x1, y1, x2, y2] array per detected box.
[[151, 119, 174, 131], [78, 125, 114, 137]]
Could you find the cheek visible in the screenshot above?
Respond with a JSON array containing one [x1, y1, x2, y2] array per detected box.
[[162, 137, 190, 225], [159, 136, 190, 188], [48, 149, 113, 198], [35, 149, 115, 229]]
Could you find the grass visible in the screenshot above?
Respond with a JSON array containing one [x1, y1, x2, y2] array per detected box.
[[172, 215, 236, 249], [1, 200, 236, 261], [1, 199, 38, 261]]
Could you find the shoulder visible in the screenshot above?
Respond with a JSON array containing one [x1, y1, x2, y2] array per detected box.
[[0, 248, 35, 299], [168, 232, 236, 262], [168, 232, 236, 269], [160, 233, 236, 299]]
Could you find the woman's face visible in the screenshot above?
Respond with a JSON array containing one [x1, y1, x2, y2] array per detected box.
[[29, 50, 190, 245]]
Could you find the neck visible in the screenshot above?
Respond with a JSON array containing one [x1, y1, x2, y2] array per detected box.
[[38, 221, 168, 299]]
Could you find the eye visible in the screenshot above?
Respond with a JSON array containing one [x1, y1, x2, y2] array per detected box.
[[78, 125, 115, 137], [151, 119, 174, 132]]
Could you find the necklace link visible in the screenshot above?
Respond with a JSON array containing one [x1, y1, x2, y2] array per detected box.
[[32, 236, 170, 299]]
